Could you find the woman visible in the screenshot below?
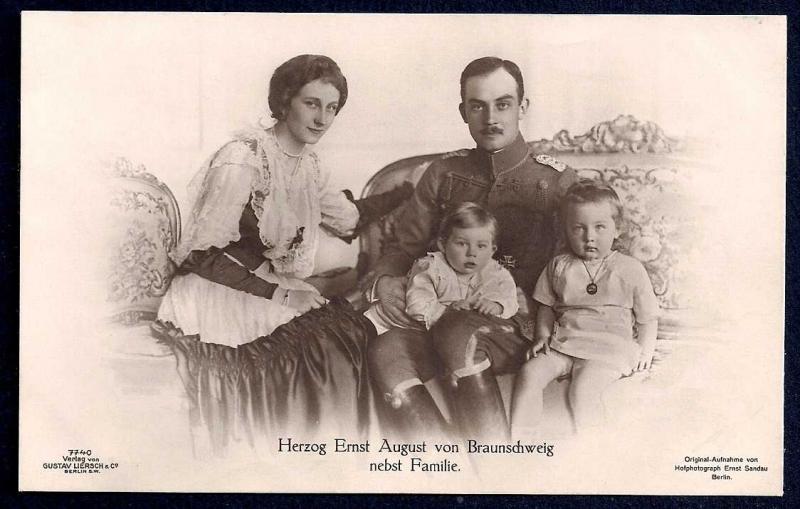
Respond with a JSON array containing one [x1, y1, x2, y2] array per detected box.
[[154, 55, 410, 456]]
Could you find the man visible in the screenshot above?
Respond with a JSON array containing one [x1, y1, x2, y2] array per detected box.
[[365, 57, 578, 441]]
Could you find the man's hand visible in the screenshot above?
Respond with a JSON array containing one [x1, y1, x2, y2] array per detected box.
[[374, 275, 416, 327], [287, 289, 327, 314]]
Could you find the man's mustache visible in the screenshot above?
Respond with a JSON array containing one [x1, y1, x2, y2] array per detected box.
[[481, 126, 503, 135]]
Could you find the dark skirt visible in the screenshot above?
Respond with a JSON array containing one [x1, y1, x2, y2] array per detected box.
[[152, 297, 377, 457]]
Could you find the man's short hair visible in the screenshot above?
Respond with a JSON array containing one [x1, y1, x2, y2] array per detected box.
[[268, 54, 348, 120], [459, 57, 525, 103]]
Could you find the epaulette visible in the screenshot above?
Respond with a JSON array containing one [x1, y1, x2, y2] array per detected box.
[[441, 148, 471, 159], [534, 154, 567, 172]]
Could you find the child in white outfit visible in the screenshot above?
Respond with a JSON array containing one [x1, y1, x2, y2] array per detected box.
[[365, 202, 518, 333], [511, 181, 659, 438]]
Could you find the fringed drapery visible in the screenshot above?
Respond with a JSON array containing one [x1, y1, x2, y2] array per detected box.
[[153, 298, 376, 458]]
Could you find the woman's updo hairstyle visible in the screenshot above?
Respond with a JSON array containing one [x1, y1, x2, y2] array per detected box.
[[268, 54, 348, 120]]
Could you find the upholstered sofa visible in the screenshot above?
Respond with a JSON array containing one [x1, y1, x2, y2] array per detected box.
[[352, 115, 704, 432], [106, 115, 706, 439]]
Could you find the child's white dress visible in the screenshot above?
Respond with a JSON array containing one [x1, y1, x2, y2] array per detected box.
[[365, 251, 519, 333], [533, 251, 660, 373]]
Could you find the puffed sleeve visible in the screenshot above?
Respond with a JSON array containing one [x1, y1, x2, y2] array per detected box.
[[405, 256, 448, 329], [172, 141, 259, 265], [532, 257, 559, 307], [478, 263, 520, 319], [172, 141, 285, 299], [631, 261, 660, 324], [317, 162, 359, 237]]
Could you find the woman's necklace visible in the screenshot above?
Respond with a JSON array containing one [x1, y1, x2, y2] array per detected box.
[[581, 254, 610, 295], [279, 145, 303, 159], [272, 133, 304, 179], [273, 126, 304, 158], [275, 137, 303, 159]]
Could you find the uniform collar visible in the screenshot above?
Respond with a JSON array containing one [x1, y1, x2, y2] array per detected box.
[[471, 134, 530, 177]]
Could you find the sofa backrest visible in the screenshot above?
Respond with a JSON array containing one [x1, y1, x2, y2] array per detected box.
[[356, 153, 443, 276], [357, 134, 695, 312], [107, 158, 181, 324]]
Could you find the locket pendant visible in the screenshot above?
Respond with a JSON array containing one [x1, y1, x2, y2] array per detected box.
[[582, 254, 610, 296]]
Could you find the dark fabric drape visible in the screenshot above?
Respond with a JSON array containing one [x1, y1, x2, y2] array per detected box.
[[152, 298, 377, 457]]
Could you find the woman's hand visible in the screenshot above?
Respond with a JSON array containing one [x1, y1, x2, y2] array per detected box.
[[286, 289, 327, 313], [526, 337, 550, 361], [635, 344, 656, 372], [374, 276, 416, 327], [474, 298, 502, 316]]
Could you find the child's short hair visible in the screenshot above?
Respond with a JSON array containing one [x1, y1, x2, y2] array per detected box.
[[560, 180, 624, 228], [438, 202, 498, 243]]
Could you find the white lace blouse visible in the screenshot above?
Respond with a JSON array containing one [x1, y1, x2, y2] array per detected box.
[[172, 126, 359, 279]]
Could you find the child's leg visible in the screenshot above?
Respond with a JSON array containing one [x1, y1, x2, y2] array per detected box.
[[510, 350, 572, 440], [568, 360, 621, 432]]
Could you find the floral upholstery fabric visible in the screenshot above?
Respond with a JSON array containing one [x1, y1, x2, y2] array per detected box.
[[574, 166, 692, 310], [107, 158, 180, 324]]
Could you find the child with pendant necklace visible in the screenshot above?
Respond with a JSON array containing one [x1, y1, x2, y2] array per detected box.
[[510, 180, 660, 439]]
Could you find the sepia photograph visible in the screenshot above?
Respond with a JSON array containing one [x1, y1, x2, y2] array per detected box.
[[19, 13, 784, 494]]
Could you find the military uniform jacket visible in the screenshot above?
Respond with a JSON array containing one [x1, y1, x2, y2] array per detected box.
[[370, 135, 578, 295]]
